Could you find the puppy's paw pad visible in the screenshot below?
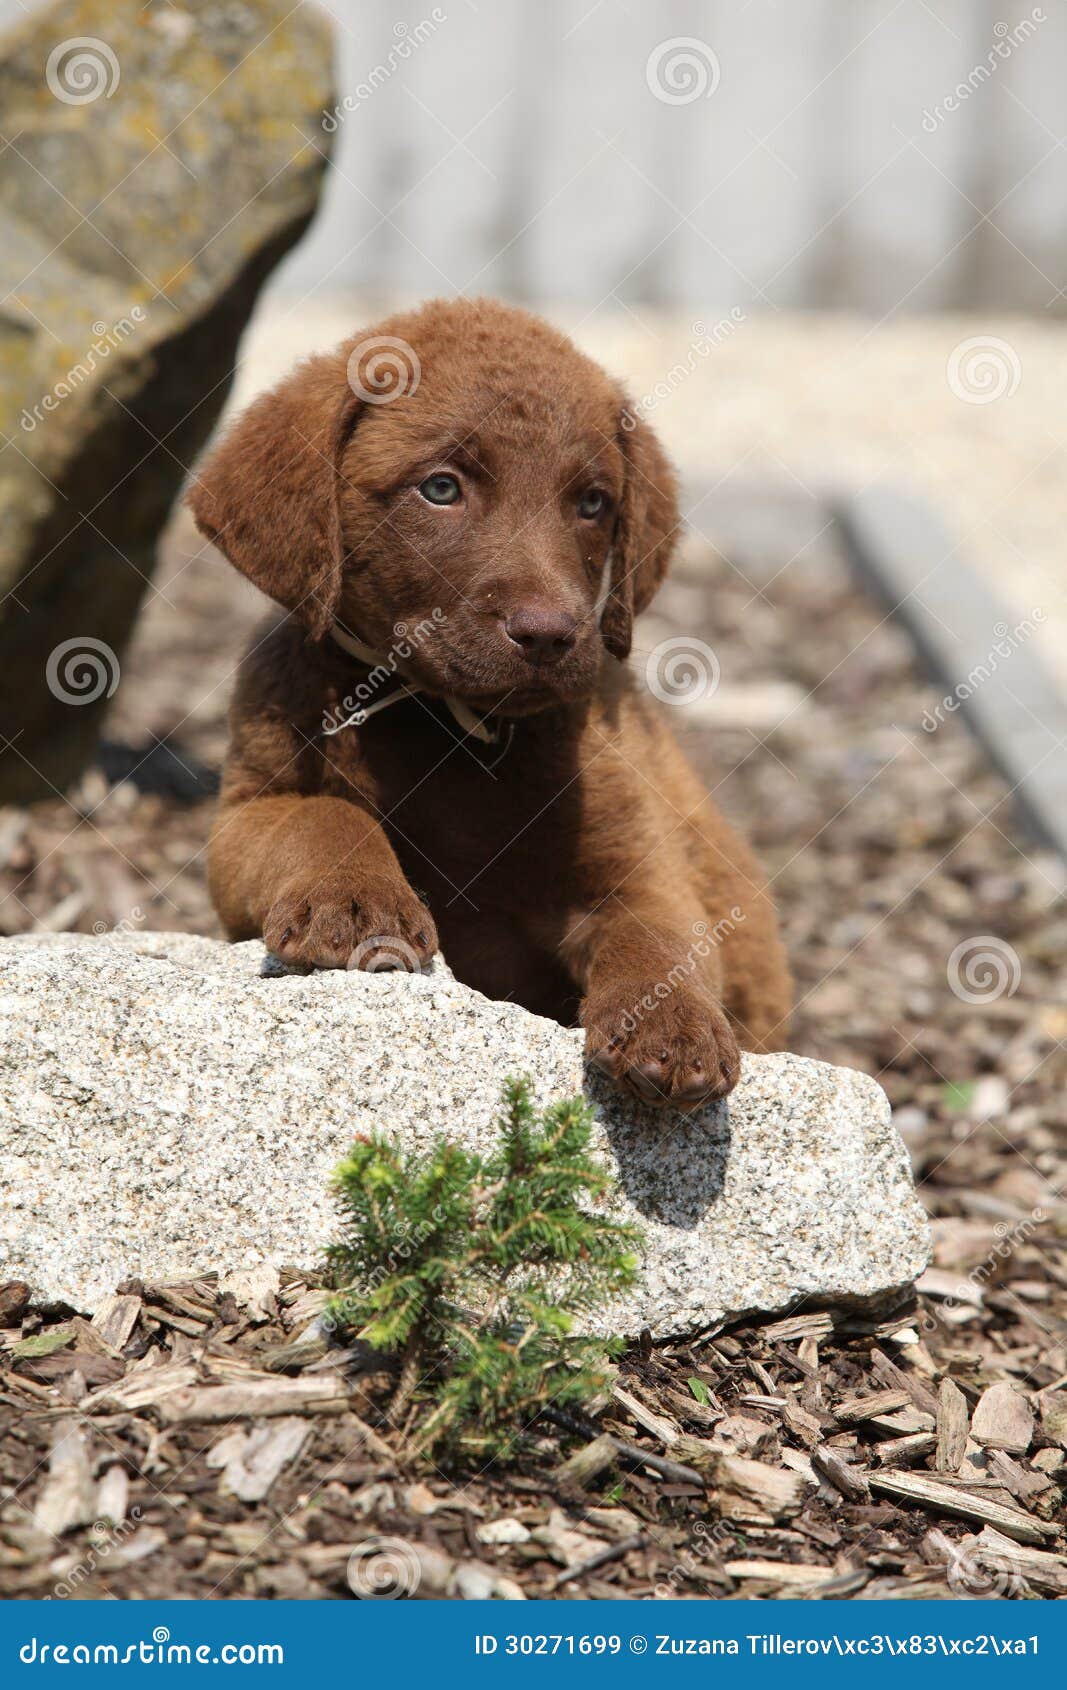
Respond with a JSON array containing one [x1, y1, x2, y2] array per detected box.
[[585, 989, 740, 1112], [264, 877, 437, 973]]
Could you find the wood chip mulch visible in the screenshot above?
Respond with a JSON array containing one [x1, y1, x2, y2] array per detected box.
[[1, 505, 1065, 1598], [1, 1270, 1064, 1600]]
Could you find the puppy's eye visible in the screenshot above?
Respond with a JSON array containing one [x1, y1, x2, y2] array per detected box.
[[577, 487, 607, 520], [418, 473, 462, 506]]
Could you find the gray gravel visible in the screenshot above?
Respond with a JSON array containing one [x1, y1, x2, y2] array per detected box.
[[0, 932, 929, 1337]]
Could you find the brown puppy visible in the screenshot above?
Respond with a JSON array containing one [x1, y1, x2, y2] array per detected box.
[[189, 298, 791, 1111]]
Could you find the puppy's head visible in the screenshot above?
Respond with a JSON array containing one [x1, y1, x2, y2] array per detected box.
[[189, 297, 679, 713]]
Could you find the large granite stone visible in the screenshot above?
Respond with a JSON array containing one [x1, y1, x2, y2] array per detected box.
[[0, 932, 930, 1336], [0, 0, 333, 801]]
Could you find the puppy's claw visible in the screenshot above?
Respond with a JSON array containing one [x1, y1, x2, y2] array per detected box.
[[583, 984, 741, 1114], [263, 874, 437, 975]]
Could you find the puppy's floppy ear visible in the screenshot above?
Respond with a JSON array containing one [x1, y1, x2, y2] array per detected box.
[[600, 406, 681, 661], [187, 349, 361, 639]]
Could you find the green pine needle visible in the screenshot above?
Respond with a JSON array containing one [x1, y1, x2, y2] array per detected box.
[[324, 1078, 641, 1463]]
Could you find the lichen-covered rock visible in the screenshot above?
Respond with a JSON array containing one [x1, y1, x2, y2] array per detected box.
[[0, 0, 333, 801], [0, 932, 930, 1335]]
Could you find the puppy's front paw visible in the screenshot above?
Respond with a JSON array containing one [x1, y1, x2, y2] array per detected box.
[[263, 874, 437, 973], [583, 981, 741, 1112]]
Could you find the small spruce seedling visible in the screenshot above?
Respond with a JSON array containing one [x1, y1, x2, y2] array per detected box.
[[325, 1077, 642, 1462]]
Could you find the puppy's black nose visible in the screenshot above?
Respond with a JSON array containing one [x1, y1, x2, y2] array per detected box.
[[503, 602, 578, 666]]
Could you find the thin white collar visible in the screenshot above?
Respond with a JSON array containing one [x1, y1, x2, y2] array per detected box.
[[326, 623, 497, 744], [326, 549, 613, 748]]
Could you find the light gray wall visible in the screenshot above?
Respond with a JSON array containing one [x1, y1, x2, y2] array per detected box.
[[5, 0, 1064, 312], [273, 0, 1066, 313]]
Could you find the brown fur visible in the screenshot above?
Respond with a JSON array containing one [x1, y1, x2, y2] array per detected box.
[[189, 298, 791, 1111]]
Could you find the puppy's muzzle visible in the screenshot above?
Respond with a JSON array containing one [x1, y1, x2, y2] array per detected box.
[[501, 600, 578, 668]]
